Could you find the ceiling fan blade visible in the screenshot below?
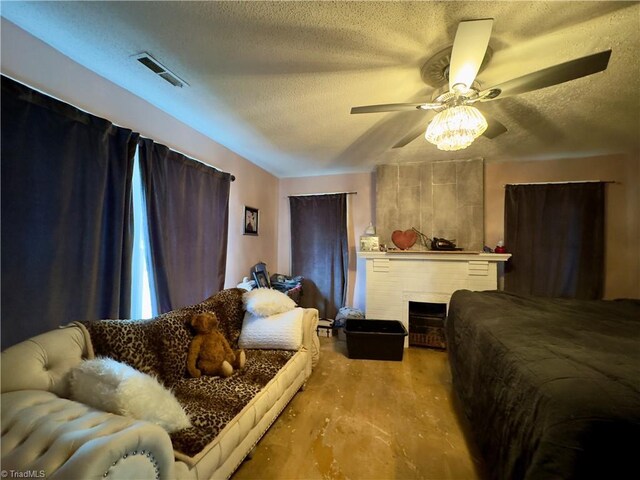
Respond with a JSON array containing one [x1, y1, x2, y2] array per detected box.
[[481, 113, 508, 139], [351, 103, 425, 114], [480, 50, 612, 101], [392, 111, 436, 148], [449, 19, 494, 92], [392, 126, 426, 149]]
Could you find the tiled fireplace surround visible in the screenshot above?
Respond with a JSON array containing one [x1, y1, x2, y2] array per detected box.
[[376, 158, 484, 251]]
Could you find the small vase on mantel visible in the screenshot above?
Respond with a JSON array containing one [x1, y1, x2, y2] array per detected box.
[[364, 222, 376, 235]]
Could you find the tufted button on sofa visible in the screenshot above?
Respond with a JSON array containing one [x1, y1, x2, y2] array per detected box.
[[1, 308, 319, 479]]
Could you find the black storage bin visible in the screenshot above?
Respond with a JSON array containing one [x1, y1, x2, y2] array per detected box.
[[345, 319, 408, 361]]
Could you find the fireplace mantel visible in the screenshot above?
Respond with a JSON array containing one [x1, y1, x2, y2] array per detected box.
[[357, 250, 511, 347], [358, 251, 511, 262]]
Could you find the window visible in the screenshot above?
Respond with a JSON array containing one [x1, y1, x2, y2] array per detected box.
[[130, 149, 156, 318]]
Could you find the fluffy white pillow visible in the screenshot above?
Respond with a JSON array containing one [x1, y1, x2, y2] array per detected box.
[[69, 357, 191, 433], [239, 307, 304, 350], [243, 288, 296, 317]]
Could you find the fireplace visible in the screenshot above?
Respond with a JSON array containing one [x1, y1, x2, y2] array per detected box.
[[408, 301, 447, 349], [358, 250, 511, 348]]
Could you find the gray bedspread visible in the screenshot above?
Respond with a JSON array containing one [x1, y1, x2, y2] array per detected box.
[[446, 290, 640, 480]]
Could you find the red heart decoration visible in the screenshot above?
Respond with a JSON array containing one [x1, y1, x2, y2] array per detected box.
[[391, 229, 417, 250]]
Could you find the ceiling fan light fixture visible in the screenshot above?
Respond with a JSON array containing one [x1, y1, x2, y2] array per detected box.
[[425, 105, 488, 151], [452, 82, 470, 94]]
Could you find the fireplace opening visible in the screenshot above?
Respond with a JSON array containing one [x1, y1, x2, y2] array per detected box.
[[408, 301, 447, 350]]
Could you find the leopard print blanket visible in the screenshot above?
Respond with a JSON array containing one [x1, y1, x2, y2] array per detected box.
[[82, 288, 295, 458]]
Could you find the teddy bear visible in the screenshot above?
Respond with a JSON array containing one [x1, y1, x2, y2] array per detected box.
[[186, 312, 246, 378]]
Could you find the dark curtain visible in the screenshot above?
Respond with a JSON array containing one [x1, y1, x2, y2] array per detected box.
[[1, 76, 138, 349], [289, 194, 348, 319], [138, 138, 231, 314], [504, 182, 605, 299]]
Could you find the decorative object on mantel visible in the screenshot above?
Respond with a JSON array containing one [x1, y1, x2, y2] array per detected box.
[[391, 229, 418, 250], [431, 237, 462, 251], [494, 240, 506, 253], [412, 227, 431, 250], [360, 236, 380, 252], [410, 227, 462, 251], [364, 222, 376, 235]]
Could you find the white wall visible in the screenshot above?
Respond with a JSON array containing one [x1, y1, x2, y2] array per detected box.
[[1, 19, 280, 290]]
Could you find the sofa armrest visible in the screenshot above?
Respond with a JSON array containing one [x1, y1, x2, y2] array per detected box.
[[301, 308, 320, 368], [1, 391, 177, 480], [1, 324, 92, 397]]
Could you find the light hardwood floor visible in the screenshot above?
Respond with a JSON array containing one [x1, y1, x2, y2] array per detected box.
[[233, 335, 485, 480]]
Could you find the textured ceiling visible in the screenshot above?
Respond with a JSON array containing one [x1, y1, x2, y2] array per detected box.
[[2, 1, 639, 178]]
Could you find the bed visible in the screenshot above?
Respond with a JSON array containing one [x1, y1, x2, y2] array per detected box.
[[446, 289, 640, 480]]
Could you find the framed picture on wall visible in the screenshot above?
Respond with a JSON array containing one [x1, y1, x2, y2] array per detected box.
[[243, 206, 259, 236]]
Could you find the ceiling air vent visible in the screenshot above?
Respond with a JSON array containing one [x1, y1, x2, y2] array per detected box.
[[134, 52, 188, 88]]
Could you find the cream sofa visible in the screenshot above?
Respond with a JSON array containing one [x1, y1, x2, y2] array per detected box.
[[1, 307, 319, 479]]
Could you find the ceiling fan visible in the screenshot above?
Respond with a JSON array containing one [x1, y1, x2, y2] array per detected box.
[[351, 19, 612, 151]]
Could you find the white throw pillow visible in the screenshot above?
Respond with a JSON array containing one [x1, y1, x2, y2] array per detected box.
[[239, 307, 304, 350], [69, 357, 191, 433], [243, 288, 296, 317]]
